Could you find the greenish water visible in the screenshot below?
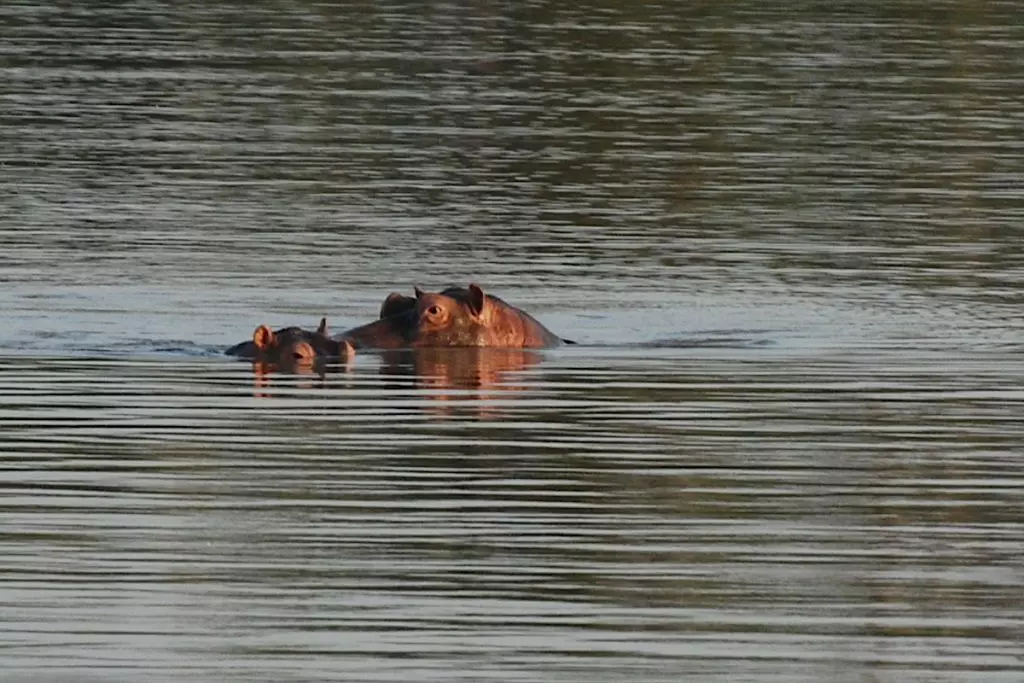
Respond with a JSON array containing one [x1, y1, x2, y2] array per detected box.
[[1, 1, 1022, 681]]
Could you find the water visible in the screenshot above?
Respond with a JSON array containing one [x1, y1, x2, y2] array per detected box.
[[1, 1, 1022, 681]]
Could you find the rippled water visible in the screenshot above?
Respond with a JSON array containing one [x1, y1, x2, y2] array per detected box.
[[1, 1, 1022, 681]]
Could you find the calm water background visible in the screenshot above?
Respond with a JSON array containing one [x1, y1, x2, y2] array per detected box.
[[1, 1, 1022, 681]]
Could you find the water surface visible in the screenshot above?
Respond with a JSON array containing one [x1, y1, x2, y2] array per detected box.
[[1, 1, 1022, 681]]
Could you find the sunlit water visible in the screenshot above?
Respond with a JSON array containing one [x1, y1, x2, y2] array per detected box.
[[1, 1, 1022, 682]]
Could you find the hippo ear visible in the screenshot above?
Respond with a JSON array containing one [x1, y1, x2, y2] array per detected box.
[[414, 286, 425, 299], [316, 317, 328, 337], [252, 324, 275, 350], [467, 283, 487, 318], [380, 293, 416, 319]]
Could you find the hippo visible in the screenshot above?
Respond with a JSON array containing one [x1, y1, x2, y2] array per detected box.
[[338, 284, 570, 349], [226, 318, 354, 367]]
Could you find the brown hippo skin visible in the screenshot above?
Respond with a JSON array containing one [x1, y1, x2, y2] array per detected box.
[[226, 318, 354, 365], [338, 284, 568, 349]]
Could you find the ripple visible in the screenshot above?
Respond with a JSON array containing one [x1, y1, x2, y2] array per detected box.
[[2, 0, 1024, 680]]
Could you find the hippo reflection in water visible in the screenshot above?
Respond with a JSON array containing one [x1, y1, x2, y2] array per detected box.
[[227, 284, 570, 367], [379, 347, 543, 417]]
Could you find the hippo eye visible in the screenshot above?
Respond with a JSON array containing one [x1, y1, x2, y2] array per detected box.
[[428, 305, 442, 316]]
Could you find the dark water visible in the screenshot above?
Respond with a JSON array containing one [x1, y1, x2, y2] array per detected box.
[[1, 1, 1022, 681]]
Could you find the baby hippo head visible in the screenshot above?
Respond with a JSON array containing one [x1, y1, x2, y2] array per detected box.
[[251, 324, 318, 366], [249, 318, 353, 367]]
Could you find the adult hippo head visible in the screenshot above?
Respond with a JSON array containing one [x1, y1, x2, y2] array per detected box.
[[339, 284, 569, 349]]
